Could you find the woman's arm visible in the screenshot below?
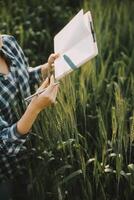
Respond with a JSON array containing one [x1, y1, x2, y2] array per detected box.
[[16, 102, 40, 135], [17, 75, 59, 135]]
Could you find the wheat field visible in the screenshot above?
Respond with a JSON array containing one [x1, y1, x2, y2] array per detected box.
[[0, 0, 134, 199]]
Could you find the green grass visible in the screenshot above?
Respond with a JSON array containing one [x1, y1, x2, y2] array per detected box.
[[0, 0, 134, 199]]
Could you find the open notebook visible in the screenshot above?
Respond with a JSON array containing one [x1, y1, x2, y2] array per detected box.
[[54, 9, 98, 80]]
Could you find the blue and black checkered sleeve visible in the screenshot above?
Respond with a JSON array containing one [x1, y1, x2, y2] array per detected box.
[[0, 117, 27, 156], [27, 65, 43, 86], [9, 35, 43, 87]]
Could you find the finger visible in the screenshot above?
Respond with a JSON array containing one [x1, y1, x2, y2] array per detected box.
[[38, 77, 49, 90], [52, 53, 60, 60], [41, 83, 59, 97], [46, 87, 58, 105], [49, 75, 55, 85], [55, 53, 60, 58], [52, 90, 59, 105], [51, 53, 59, 57], [48, 83, 59, 94], [48, 53, 55, 61], [51, 85, 59, 102], [49, 63, 54, 71], [49, 53, 60, 63], [51, 84, 58, 95], [39, 83, 54, 95]]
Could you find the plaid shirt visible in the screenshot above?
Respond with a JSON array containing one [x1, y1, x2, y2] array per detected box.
[[0, 35, 43, 181]]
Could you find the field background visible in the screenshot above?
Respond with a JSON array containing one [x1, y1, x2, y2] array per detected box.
[[0, 0, 134, 199]]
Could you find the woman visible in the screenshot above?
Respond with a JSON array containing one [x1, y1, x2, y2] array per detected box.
[[0, 34, 59, 199]]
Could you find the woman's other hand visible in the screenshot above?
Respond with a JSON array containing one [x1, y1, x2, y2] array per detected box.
[[47, 53, 59, 67], [29, 75, 59, 113], [41, 53, 59, 77]]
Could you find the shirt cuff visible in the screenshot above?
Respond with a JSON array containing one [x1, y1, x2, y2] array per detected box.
[[28, 65, 43, 84], [10, 123, 28, 140]]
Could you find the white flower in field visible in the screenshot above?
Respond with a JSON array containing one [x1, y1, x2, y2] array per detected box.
[[87, 158, 95, 164], [105, 165, 110, 168], [104, 168, 113, 173], [126, 173, 131, 176], [109, 153, 116, 157], [65, 190, 68, 194], [128, 164, 134, 171], [118, 154, 122, 158]]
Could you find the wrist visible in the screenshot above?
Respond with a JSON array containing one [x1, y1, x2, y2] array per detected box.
[[17, 102, 40, 135], [28, 101, 41, 115]]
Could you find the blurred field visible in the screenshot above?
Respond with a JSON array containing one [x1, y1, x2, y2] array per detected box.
[[0, 0, 134, 199]]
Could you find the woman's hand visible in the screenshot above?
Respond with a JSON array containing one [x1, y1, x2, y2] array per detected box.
[[41, 53, 59, 77], [17, 75, 59, 135], [48, 53, 59, 68], [29, 75, 59, 113]]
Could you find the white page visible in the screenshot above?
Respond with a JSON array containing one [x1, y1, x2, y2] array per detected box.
[[54, 10, 98, 80], [67, 36, 97, 67], [54, 56, 71, 80], [54, 9, 90, 54], [55, 35, 97, 80]]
